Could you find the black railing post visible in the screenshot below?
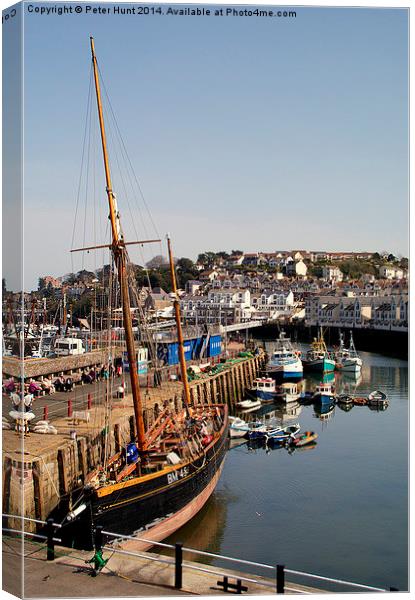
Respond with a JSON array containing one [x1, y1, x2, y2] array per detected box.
[[46, 518, 55, 561], [390, 587, 399, 592], [276, 564, 285, 594], [95, 525, 103, 551], [175, 542, 183, 589]]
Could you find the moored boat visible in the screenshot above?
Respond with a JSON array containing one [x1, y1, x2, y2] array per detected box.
[[335, 332, 362, 373], [353, 396, 368, 406], [290, 431, 318, 447], [247, 377, 278, 403], [277, 382, 300, 403], [236, 399, 261, 411], [367, 390, 389, 409], [302, 329, 335, 373], [337, 393, 354, 406], [53, 38, 228, 551], [266, 332, 303, 380], [313, 381, 336, 405], [265, 424, 300, 445], [229, 416, 249, 438]]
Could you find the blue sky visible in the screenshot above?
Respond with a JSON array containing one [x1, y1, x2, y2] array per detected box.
[[2, 2, 409, 290]]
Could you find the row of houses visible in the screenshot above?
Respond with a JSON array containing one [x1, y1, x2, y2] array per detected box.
[[177, 288, 296, 325], [212, 250, 375, 268], [305, 295, 408, 331]]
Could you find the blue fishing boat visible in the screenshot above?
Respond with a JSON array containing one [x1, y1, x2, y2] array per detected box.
[[313, 381, 336, 406], [247, 377, 278, 403]]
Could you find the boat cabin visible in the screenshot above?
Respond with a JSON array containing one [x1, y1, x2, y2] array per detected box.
[[280, 382, 298, 395], [251, 378, 276, 393], [315, 382, 334, 395]]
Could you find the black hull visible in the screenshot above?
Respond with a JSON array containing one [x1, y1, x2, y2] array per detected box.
[[58, 416, 229, 550]]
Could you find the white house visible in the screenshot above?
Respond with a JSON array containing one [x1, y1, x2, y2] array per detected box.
[[286, 260, 307, 278]]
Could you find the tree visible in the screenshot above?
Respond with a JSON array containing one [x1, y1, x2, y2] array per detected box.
[[63, 273, 78, 285], [231, 249, 243, 256], [77, 269, 95, 283], [38, 277, 46, 291], [146, 255, 168, 269], [176, 257, 196, 273]]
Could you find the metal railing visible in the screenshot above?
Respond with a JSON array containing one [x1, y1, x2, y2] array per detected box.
[[2, 515, 394, 594]]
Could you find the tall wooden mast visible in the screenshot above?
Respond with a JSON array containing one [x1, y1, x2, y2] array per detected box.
[[90, 37, 147, 451], [167, 235, 192, 415]]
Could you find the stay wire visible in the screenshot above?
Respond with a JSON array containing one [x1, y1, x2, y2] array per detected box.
[[97, 63, 161, 241], [71, 64, 93, 273]]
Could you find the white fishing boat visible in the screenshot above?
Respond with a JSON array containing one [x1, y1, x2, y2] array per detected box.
[[266, 332, 303, 379], [335, 332, 362, 373], [278, 382, 300, 403]]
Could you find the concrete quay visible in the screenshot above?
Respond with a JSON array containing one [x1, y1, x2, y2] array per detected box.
[[2, 538, 323, 597]]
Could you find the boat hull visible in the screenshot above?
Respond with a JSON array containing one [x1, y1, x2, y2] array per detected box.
[[246, 388, 277, 402], [57, 413, 229, 550], [303, 358, 335, 373], [313, 393, 335, 406], [266, 360, 303, 380]]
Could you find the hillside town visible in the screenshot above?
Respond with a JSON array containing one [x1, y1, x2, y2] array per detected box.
[[4, 249, 408, 334]]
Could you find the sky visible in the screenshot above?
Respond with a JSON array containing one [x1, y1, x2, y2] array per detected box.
[[2, 1, 409, 291]]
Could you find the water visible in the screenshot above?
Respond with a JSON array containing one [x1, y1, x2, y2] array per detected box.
[[166, 346, 408, 591]]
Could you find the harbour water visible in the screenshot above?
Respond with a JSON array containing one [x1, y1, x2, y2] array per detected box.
[[166, 345, 408, 591]]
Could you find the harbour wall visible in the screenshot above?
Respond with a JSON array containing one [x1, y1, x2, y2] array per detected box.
[[2, 354, 265, 532], [255, 323, 408, 359]]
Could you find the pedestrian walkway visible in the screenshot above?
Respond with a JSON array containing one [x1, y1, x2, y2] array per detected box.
[[2, 538, 322, 597]]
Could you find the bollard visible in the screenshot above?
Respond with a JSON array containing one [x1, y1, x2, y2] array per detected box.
[[43, 405, 48, 421], [67, 399, 73, 418], [174, 542, 183, 589], [276, 564, 285, 594], [94, 525, 103, 552], [87, 393, 92, 410], [46, 518, 55, 561]]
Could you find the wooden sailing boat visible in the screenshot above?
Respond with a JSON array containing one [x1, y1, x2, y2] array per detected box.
[[58, 37, 228, 550]]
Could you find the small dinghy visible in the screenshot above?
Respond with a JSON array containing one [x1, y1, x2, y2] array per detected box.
[[367, 390, 389, 408], [265, 424, 300, 446], [247, 424, 282, 441], [236, 399, 261, 411], [337, 394, 354, 406], [290, 431, 318, 447], [229, 416, 249, 438], [353, 396, 368, 406]]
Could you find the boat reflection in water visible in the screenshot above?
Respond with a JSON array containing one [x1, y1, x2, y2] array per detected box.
[[164, 490, 228, 564], [314, 402, 335, 423]]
